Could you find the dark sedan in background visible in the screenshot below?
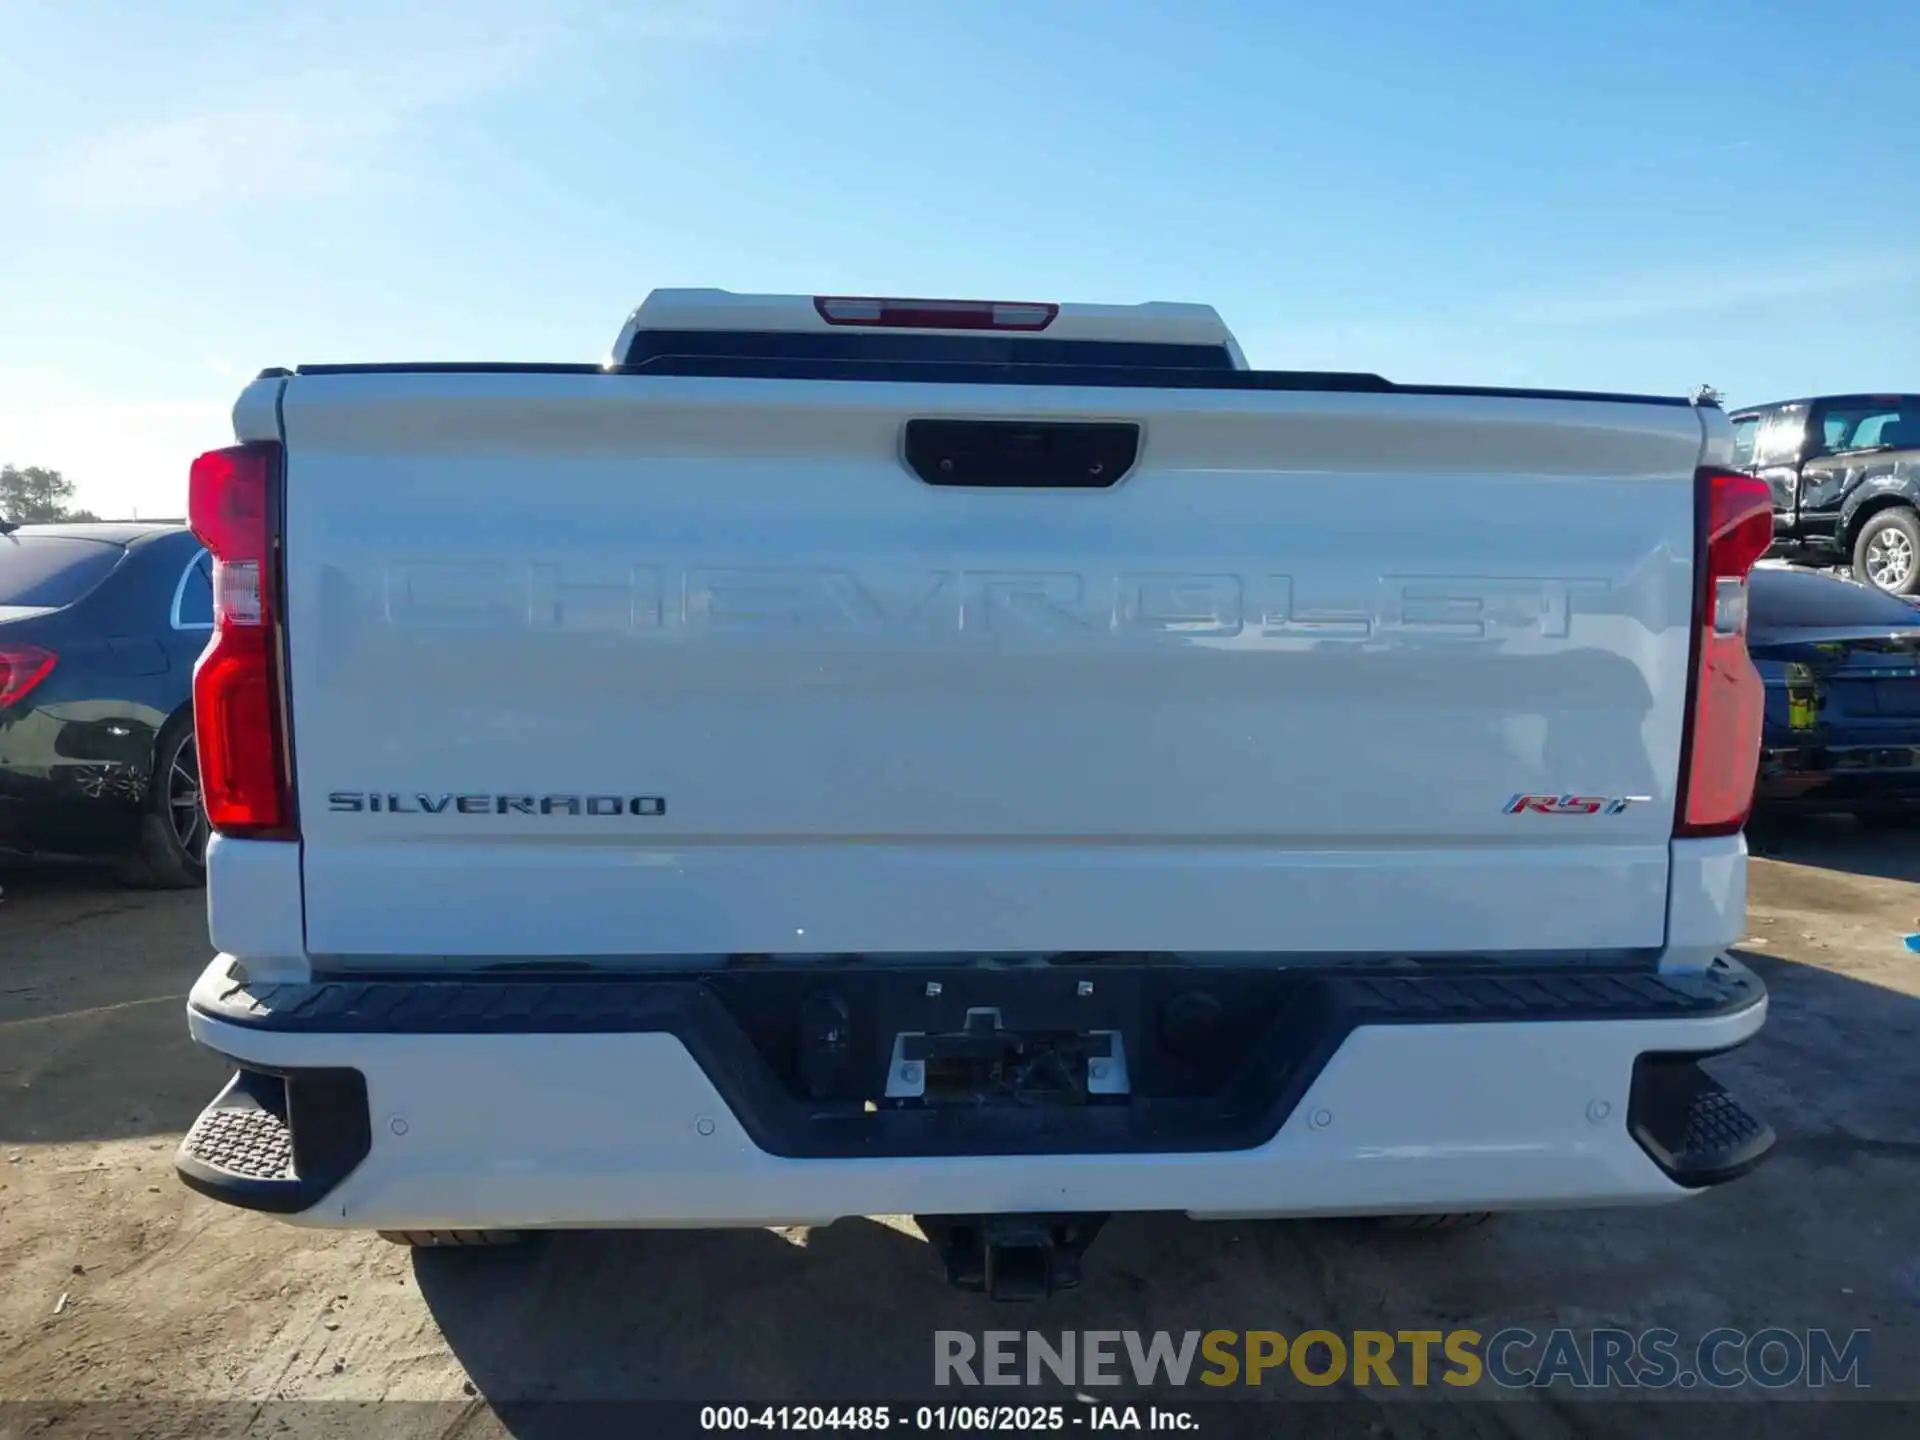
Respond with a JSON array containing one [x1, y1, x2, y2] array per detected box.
[[0, 522, 210, 885], [1752, 564, 1920, 820]]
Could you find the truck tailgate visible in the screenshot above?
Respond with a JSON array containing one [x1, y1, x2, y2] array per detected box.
[[279, 373, 1703, 962]]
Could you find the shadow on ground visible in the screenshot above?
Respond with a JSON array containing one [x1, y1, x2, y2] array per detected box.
[[1748, 810, 1920, 884], [0, 862, 223, 1144]]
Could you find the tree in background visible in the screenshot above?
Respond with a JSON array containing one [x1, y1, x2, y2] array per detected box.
[[0, 464, 100, 524]]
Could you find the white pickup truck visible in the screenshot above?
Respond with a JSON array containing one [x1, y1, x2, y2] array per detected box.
[[176, 290, 1776, 1298]]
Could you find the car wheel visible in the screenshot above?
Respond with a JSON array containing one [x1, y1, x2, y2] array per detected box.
[[1852, 509, 1920, 596], [118, 720, 207, 889]]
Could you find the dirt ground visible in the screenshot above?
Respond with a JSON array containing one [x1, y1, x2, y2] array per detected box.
[[2, 825, 1918, 1436]]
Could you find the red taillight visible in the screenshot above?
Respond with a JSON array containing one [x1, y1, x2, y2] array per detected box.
[[0, 644, 57, 710], [1676, 466, 1775, 837], [813, 296, 1059, 331], [189, 442, 294, 839]]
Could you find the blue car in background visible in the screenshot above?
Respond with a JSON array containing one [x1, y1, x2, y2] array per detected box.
[[1751, 565, 1920, 819]]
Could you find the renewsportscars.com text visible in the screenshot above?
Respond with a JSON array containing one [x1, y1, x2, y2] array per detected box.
[[934, 1328, 1870, 1391]]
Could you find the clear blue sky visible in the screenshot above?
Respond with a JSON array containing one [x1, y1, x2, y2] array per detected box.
[[3, 0, 1916, 517]]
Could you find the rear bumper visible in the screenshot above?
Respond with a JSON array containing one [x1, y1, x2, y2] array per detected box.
[[178, 954, 1772, 1229]]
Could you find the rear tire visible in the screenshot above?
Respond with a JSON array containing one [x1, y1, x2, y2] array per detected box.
[[1852, 508, 1920, 596], [378, 1230, 526, 1248], [117, 720, 206, 889]]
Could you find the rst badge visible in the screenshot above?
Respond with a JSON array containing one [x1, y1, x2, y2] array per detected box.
[[1504, 793, 1651, 816]]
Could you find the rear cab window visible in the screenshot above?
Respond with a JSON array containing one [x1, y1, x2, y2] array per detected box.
[[0, 534, 125, 609], [1729, 414, 1760, 468]]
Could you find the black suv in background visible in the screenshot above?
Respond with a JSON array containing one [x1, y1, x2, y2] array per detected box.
[[1731, 394, 1920, 594]]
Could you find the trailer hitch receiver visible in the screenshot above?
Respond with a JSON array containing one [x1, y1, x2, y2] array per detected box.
[[916, 1213, 1110, 1301]]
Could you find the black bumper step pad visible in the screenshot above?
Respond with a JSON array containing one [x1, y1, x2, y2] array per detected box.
[[195, 956, 1762, 1033], [1628, 1057, 1776, 1187], [182, 1098, 295, 1182], [175, 1067, 371, 1215]]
